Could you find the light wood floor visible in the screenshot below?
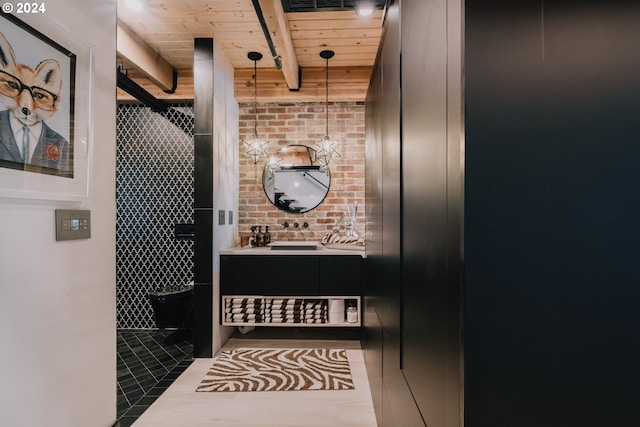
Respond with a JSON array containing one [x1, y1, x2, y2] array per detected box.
[[131, 335, 377, 427]]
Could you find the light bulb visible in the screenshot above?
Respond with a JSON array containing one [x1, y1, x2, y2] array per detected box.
[[356, 1, 375, 17]]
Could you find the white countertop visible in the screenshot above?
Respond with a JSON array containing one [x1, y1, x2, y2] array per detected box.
[[220, 244, 366, 257]]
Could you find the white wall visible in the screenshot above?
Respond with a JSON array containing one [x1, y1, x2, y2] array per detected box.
[[0, 2, 117, 427], [211, 42, 238, 353]]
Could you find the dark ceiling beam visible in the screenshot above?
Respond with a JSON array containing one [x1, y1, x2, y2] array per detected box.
[[117, 68, 193, 135], [253, 0, 301, 91]]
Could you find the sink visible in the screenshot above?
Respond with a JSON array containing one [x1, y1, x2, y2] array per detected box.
[[268, 241, 319, 250]]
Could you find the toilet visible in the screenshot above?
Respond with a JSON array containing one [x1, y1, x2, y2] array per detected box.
[[148, 281, 193, 330]]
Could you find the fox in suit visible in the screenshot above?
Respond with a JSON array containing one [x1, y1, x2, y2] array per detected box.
[[0, 31, 70, 175]]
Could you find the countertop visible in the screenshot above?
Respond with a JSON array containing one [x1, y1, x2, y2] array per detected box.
[[220, 244, 366, 258]]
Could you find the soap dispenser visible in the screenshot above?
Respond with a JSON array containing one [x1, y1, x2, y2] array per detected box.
[[249, 226, 257, 247], [264, 226, 271, 246], [256, 226, 265, 247]]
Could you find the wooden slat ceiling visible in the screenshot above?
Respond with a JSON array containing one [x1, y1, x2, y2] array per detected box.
[[116, 0, 385, 103]]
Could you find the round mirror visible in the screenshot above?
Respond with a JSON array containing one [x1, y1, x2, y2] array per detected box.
[[262, 145, 331, 213]]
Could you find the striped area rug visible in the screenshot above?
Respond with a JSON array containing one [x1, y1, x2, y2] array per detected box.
[[196, 348, 355, 392]]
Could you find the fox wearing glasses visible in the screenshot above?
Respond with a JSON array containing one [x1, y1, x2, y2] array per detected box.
[[0, 32, 70, 175]]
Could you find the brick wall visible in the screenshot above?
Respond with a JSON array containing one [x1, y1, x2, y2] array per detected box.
[[238, 101, 365, 243]]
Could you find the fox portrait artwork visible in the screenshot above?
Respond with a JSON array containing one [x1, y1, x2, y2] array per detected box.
[[0, 26, 72, 178]]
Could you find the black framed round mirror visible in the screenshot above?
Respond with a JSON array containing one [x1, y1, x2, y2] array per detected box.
[[262, 144, 331, 214]]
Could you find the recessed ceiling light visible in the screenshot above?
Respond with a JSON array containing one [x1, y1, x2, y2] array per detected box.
[[356, 0, 375, 17], [124, 0, 143, 12]]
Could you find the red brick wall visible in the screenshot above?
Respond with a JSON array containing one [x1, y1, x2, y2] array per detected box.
[[238, 101, 365, 243]]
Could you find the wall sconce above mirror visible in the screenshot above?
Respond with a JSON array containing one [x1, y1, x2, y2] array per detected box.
[[262, 145, 331, 214]]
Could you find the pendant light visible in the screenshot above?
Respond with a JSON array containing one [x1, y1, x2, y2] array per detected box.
[[314, 50, 341, 171], [242, 51, 269, 164], [265, 154, 282, 177]]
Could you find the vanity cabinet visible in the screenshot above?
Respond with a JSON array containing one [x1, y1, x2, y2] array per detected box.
[[221, 255, 320, 295], [220, 251, 363, 327]]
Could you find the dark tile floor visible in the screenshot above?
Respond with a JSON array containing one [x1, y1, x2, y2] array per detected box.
[[115, 329, 193, 427]]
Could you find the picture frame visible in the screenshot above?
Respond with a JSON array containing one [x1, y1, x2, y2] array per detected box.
[[0, 13, 92, 201]]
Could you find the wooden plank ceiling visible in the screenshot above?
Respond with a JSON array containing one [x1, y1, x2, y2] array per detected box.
[[116, 0, 385, 103]]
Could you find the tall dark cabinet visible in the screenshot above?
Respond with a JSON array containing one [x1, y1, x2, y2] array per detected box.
[[401, 0, 463, 426], [364, 0, 463, 426]]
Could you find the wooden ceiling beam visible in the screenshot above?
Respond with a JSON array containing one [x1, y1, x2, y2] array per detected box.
[[115, 66, 372, 103], [116, 20, 176, 92], [234, 66, 371, 102], [256, 0, 300, 90]]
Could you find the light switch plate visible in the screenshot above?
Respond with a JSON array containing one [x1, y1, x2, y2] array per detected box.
[[218, 209, 225, 225], [55, 209, 91, 241]]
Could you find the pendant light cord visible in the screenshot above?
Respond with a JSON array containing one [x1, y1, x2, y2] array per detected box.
[[253, 58, 258, 137], [325, 56, 329, 137]]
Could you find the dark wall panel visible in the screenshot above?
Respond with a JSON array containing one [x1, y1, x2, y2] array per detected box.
[[465, 1, 640, 426], [365, 1, 463, 426], [364, 37, 384, 424], [364, 1, 405, 424], [401, 0, 462, 426], [193, 38, 215, 357], [380, 0, 402, 377], [362, 298, 383, 426]]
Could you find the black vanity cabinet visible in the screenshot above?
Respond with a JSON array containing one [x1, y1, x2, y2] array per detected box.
[[220, 255, 320, 295], [318, 255, 363, 295], [220, 252, 363, 327]]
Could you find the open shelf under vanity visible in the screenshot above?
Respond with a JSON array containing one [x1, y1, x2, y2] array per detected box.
[[222, 295, 360, 327]]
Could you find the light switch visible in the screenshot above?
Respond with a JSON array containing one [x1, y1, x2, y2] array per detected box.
[[218, 209, 225, 225], [228, 210, 233, 225], [55, 209, 91, 241]]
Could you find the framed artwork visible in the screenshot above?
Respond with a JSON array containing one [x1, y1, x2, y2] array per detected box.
[[0, 13, 92, 201]]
